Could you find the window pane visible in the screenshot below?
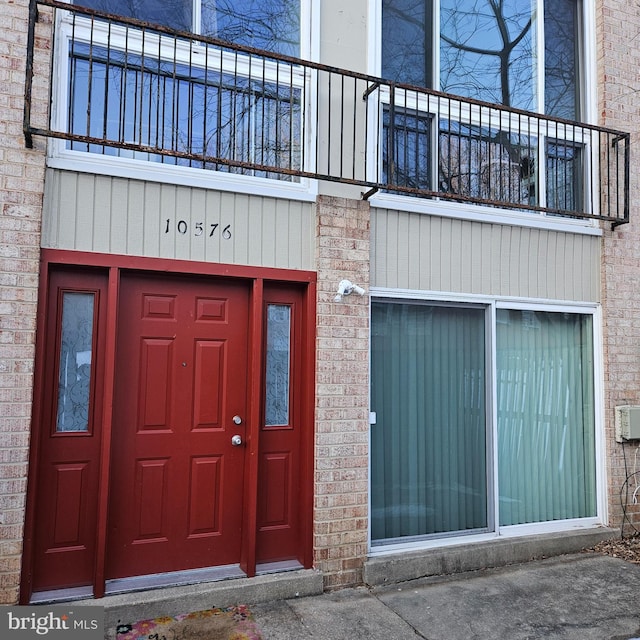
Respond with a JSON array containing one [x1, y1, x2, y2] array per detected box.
[[202, 0, 300, 56], [67, 43, 302, 178], [56, 293, 95, 433], [265, 304, 291, 426], [545, 0, 579, 120], [74, 0, 192, 31], [371, 302, 487, 542], [439, 120, 537, 206], [381, 0, 433, 87], [382, 107, 432, 190], [497, 310, 596, 526], [546, 140, 583, 212], [440, 0, 535, 110]]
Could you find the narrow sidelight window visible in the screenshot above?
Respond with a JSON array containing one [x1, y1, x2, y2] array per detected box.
[[56, 292, 96, 433], [265, 303, 291, 426]]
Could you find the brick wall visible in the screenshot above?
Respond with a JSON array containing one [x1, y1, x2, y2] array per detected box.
[[0, 0, 46, 604], [314, 195, 370, 589], [598, 0, 640, 533]]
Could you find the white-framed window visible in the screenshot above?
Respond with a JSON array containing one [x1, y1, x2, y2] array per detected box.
[[368, 0, 599, 228], [75, 0, 303, 57], [381, 0, 584, 119], [369, 290, 604, 551], [48, 1, 317, 200]]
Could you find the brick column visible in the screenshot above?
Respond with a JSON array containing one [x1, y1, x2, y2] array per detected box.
[[0, 0, 47, 603], [598, 0, 640, 532], [314, 195, 370, 589]]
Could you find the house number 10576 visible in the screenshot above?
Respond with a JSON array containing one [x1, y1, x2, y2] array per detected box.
[[164, 219, 232, 239]]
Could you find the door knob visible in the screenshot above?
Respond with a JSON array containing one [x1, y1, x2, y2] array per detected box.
[[231, 434, 243, 446]]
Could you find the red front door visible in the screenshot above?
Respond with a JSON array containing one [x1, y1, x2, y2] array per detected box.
[[106, 273, 249, 579]]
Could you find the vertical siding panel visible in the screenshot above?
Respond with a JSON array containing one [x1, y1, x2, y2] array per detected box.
[[124, 180, 144, 256], [173, 186, 192, 261], [479, 223, 493, 294], [387, 210, 399, 289], [370, 208, 599, 302], [429, 216, 442, 292], [157, 183, 175, 258], [450, 219, 463, 293], [294, 200, 311, 270], [395, 212, 409, 288], [92, 177, 112, 254], [74, 174, 95, 250], [42, 170, 62, 248], [497, 224, 511, 296], [245, 193, 264, 266], [525, 228, 540, 299], [122, 177, 141, 255], [260, 195, 279, 267], [274, 199, 290, 269], [468, 221, 478, 293], [288, 201, 303, 270], [406, 213, 420, 290], [370, 211, 381, 287], [189, 188, 207, 263], [418, 214, 428, 291], [42, 171, 315, 270], [230, 192, 250, 265], [140, 181, 160, 257], [545, 230, 558, 299], [218, 191, 236, 264], [208, 190, 225, 264]]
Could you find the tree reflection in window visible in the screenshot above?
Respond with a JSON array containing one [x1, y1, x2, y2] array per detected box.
[[73, 0, 300, 57], [67, 44, 302, 179], [439, 120, 537, 206], [56, 292, 95, 432], [382, 0, 580, 120]]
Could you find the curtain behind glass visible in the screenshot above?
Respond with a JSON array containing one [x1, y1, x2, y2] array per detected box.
[[371, 302, 487, 542], [496, 310, 596, 526]]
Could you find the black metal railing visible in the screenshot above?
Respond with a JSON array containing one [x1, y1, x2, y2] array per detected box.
[[25, 0, 630, 226]]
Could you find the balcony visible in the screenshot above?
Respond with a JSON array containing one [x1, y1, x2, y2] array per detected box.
[[25, 0, 629, 226]]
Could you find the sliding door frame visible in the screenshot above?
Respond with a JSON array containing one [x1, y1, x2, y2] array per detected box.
[[369, 288, 606, 554]]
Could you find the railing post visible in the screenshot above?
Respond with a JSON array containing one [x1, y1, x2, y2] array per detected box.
[[388, 82, 396, 186], [24, 0, 39, 148]]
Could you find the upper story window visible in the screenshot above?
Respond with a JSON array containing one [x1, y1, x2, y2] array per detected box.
[[52, 1, 308, 191], [74, 0, 300, 56], [377, 0, 593, 218], [382, 0, 581, 120]]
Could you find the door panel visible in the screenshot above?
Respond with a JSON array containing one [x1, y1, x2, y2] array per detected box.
[[370, 302, 488, 542], [31, 270, 107, 592], [107, 274, 249, 579], [256, 288, 304, 564]]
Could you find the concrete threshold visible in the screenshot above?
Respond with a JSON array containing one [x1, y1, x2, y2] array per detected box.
[[75, 568, 323, 630], [364, 527, 618, 586]]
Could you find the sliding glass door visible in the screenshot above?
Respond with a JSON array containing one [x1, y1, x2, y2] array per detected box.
[[370, 300, 597, 546], [370, 302, 488, 541], [496, 310, 596, 526]]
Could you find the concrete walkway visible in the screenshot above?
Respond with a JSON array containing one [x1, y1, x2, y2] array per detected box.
[[250, 554, 640, 640], [103, 552, 640, 639]]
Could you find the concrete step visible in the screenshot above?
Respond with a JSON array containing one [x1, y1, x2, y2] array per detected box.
[[75, 568, 323, 630], [364, 527, 619, 586]]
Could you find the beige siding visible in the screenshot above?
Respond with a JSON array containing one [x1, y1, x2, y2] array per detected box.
[[42, 170, 316, 271], [371, 208, 601, 302]]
